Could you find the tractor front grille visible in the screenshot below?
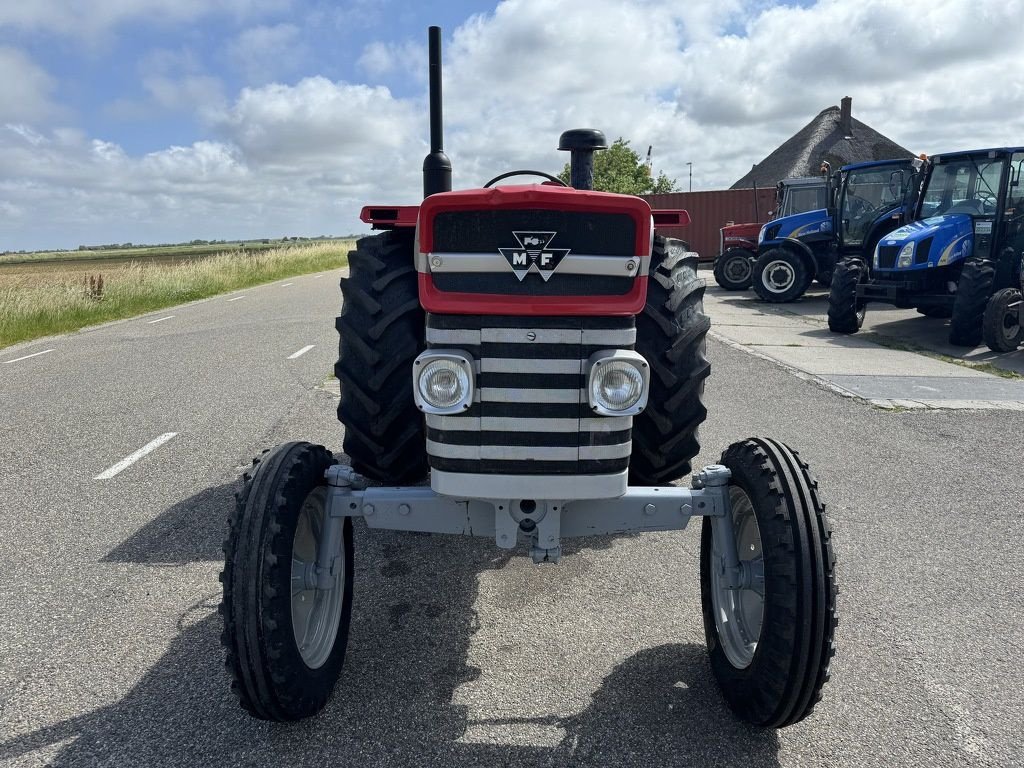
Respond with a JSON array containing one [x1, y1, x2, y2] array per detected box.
[[424, 314, 635, 476], [877, 245, 899, 269]]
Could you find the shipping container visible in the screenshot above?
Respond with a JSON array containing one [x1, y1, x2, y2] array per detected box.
[[644, 188, 778, 262]]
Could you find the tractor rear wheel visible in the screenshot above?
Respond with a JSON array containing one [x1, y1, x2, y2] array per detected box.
[[221, 442, 354, 721], [630, 237, 710, 485], [982, 287, 1023, 353], [752, 248, 809, 303], [713, 248, 754, 290], [827, 259, 867, 334], [949, 258, 995, 346], [335, 230, 428, 483], [700, 438, 837, 728]]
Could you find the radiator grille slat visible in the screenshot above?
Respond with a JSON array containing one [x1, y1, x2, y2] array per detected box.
[[425, 314, 635, 476]]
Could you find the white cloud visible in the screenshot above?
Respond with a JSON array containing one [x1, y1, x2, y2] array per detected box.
[[228, 23, 303, 83], [0, 48, 61, 123], [4, 0, 1024, 251], [357, 40, 425, 80]]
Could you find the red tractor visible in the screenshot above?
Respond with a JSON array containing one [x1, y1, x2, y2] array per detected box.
[[221, 27, 837, 729], [713, 177, 829, 291]]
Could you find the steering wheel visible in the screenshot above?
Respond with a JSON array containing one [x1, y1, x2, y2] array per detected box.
[[846, 194, 873, 219], [483, 170, 568, 188]]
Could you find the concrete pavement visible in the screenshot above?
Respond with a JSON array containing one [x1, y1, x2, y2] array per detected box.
[[704, 281, 1024, 410]]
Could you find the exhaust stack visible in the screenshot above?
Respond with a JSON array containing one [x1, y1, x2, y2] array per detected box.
[[422, 26, 452, 198]]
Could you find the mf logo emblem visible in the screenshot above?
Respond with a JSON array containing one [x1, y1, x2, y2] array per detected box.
[[498, 231, 571, 282]]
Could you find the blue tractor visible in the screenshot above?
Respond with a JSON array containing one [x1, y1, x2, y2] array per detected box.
[[752, 158, 921, 303], [829, 148, 1024, 345]]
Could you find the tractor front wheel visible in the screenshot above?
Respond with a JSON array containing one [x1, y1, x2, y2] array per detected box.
[[700, 438, 837, 728], [950, 258, 995, 346], [752, 248, 810, 303], [982, 287, 1023, 353], [221, 442, 354, 721], [713, 248, 754, 290], [827, 259, 867, 334]]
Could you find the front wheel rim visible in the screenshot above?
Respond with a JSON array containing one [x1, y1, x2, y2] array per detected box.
[[762, 260, 796, 293], [710, 486, 764, 669], [290, 487, 345, 669], [1000, 299, 1022, 343]]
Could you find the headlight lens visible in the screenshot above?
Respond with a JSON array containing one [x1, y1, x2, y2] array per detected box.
[[593, 363, 644, 409], [413, 352, 474, 413], [587, 351, 649, 416], [897, 242, 915, 268]]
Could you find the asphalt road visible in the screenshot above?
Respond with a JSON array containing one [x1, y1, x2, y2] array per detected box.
[[0, 269, 1021, 767]]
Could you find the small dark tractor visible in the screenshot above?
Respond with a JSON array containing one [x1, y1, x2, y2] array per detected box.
[[713, 176, 827, 291], [833, 148, 1024, 345], [221, 27, 837, 729], [754, 158, 921, 304]]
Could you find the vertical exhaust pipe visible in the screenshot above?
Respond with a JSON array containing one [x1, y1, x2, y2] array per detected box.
[[422, 26, 452, 198]]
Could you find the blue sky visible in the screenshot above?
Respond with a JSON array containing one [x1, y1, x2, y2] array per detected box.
[[1, 0, 1022, 251]]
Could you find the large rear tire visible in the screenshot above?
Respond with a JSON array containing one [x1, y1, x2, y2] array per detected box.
[[949, 259, 995, 347], [335, 231, 428, 483], [827, 259, 867, 334], [713, 248, 754, 291], [752, 248, 810, 303], [982, 287, 1023, 353], [630, 237, 710, 485], [221, 442, 354, 721], [701, 438, 837, 728]]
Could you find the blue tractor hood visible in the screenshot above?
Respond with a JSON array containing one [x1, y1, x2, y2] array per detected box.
[[761, 208, 832, 245], [876, 214, 974, 271]]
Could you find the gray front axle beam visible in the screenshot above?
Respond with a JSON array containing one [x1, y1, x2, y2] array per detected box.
[[323, 464, 734, 565]]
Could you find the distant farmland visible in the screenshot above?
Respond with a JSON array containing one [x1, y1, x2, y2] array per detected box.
[[0, 238, 352, 273], [0, 240, 355, 349]]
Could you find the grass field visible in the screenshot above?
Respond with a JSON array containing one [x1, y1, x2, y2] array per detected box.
[[0, 239, 338, 266], [0, 241, 354, 350]]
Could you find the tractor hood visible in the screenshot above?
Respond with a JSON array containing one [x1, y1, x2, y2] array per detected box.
[[881, 214, 973, 246], [875, 214, 974, 271], [759, 208, 832, 245]]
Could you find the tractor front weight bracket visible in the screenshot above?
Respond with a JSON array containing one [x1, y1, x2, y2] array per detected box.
[[324, 464, 735, 565]]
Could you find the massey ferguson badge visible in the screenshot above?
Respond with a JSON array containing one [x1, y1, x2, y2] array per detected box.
[[498, 231, 570, 281]]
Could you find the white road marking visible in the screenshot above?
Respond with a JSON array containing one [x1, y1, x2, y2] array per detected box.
[[95, 432, 178, 480], [227, 296, 246, 302], [147, 315, 175, 324], [281, 282, 294, 287], [288, 345, 315, 360], [313, 274, 324, 279], [3, 349, 54, 364]]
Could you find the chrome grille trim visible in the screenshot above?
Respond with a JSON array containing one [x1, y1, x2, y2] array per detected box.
[[479, 387, 582, 404], [480, 358, 582, 375], [426, 441, 632, 462], [425, 415, 632, 433]]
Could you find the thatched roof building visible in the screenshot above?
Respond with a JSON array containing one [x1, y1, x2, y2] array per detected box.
[[731, 97, 913, 189]]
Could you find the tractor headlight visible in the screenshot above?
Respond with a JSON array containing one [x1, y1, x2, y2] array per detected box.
[[413, 351, 474, 413], [897, 242, 915, 268], [586, 350, 649, 416], [757, 225, 767, 245]]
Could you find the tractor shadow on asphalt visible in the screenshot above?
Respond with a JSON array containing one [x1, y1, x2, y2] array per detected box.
[[3, 484, 781, 767]]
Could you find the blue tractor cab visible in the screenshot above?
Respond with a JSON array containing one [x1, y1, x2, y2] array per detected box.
[[753, 158, 921, 303], [829, 148, 1024, 345]]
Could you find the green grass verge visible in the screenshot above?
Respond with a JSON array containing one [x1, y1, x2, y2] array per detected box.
[[0, 241, 353, 350]]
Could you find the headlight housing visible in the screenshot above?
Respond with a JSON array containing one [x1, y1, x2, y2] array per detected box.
[[412, 350, 474, 414], [586, 350, 649, 416], [897, 242, 915, 268]]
